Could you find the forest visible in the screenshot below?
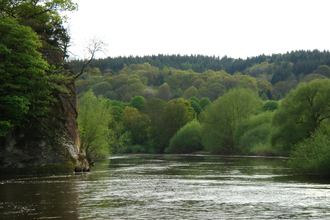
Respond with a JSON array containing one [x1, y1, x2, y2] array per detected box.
[[1, 0, 330, 175], [73, 52, 330, 175]]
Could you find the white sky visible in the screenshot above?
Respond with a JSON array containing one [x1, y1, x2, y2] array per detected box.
[[63, 0, 330, 60]]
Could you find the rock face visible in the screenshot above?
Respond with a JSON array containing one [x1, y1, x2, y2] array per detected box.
[[0, 50, 90, 172]]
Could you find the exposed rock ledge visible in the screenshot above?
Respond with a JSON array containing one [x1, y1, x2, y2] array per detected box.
[[0, 50, 90, 173]]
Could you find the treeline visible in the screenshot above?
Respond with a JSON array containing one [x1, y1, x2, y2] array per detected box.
[[71, 50, 330, 84], [79, 78, 330, 175], [74, 60, 330, 104]]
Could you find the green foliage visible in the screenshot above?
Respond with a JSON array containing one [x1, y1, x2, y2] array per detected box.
[[0, 0, 77, 55], [140, 98, 166, 151], [0, 17, 64, 136], [113, 131, 133, 153], [271, 79, 330, 154], [71, 49, 330, 106], [71, 50, 330, 78], [189, 100, 202, 117], [202, 88, 263, 154], [262, 101, 279, 112], [165, 120, 204, 153], [260, 92, 269, 101], [89, 67, 102, 76], [77, 90, 114, 161], [106, 99, 125, 110], [275, 93, 283, 100], [157, 83, 171, 101], [183, 86, 198, 99], [91, 81, 112, 96], [128, 96, 146, 111], [234, 112, 276, 155], [288, 129, 330, 175], [199, 97, 211, 110], [122, 106, 150, 145], [157, 98, 195, 152], [312, 65, 330, 78], [188, 96, 199, 103]]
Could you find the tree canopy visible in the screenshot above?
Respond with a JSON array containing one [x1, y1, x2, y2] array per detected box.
[[0, 0, 77, 53], [0, 17, 52, 136], [77, 90, 114, 161], [271, 79, 330, 154], [202, 88, 263, 154], [0, 0, 78, 136]]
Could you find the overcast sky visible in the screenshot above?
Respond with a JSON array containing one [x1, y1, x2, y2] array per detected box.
[[64, 0, 330, 60]]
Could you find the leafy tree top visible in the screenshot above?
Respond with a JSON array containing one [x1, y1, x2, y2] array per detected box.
[[0, 16, 59, 136], [0, 0, 77, 52]]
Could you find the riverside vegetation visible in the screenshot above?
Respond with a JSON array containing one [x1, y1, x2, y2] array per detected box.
[[0, 0, 92, 173], [1, 1, 330, 175], [75, 60, 330, 175]]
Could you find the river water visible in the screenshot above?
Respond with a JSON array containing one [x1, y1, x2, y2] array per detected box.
[[1, 154, 330, 219]]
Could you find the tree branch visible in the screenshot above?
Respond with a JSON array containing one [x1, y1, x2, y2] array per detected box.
[[73, 37, 107, 80]]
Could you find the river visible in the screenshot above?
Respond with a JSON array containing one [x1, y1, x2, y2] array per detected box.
[[1, 154, 330, 219]]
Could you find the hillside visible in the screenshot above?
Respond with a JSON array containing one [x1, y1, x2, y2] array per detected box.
[[70, 50, 330, 102]]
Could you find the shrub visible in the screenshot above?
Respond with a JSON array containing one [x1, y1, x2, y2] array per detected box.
[[262, 101, 279, 112], [234, 111, 274, 154], [165, 120, 204, 153], [288, 130, 330, 175]]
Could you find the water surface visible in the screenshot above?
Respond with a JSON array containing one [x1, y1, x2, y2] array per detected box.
[[1, 154, 330, 219]]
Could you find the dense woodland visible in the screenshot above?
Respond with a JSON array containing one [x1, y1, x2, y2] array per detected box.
[[71, 50, 330, 83], [2, 1, 330, 175], [73, 52, 330, 175], [71, 51, 330, 103]]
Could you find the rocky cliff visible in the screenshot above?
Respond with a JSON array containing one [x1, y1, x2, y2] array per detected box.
[[0, 50, 90, 173]]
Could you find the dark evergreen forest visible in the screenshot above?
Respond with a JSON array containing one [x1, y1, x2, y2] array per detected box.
[[70, 50, 330, 85]]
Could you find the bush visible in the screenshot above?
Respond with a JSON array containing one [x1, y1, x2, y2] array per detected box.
[[262, 101, 278, 112], [234, 111, 274, 154], [165, 120, 204, 153], [288, 130, 330, 175]]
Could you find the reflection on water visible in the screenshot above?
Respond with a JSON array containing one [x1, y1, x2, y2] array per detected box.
[[1, 154, 330, 219]]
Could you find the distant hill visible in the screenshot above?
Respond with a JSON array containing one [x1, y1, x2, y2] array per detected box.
[[70, 50, 330, 102]]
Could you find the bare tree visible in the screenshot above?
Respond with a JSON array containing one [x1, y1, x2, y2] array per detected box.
[[73, 36, 107, 80]]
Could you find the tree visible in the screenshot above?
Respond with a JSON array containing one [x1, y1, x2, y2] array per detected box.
[[0, 17, 65, 136], [275, 93, 283, 101], [202, 88, 263, 154], [189, 100, 202, 117], [141, 98, 166, 150], [312, 65, 330, 78], [234, 111, 275, 155], [271, 79, 330, 154], [157, 83, 171, 101], [157, 98, 195, 152], [199, 97, 211, 110], [77, 90, 114, 161], [126, 83, 145, 97], [73, 36, 107, 80], [183, 86, 198, 99], [0, 0, 77, 57], [165, 120, 204, 153], [262, 101, 278, 112], [260, 92, 269, 101], [122, 106, 150, 145], [129, 96, 146, 111], [91, 82, 112, 96]]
